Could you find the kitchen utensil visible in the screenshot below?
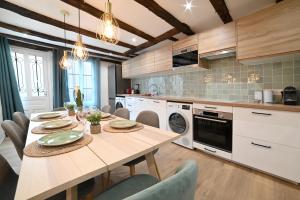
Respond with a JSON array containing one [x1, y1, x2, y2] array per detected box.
[[263, 90, 273, 103]]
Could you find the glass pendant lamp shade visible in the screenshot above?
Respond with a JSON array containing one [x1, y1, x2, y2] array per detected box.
[[96, 0, 119, 44], [59, 50, 70, 69], [72, 34, 89, 61]]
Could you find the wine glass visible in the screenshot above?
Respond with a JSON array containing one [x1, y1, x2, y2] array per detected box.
[[77, 108, 88, 132]]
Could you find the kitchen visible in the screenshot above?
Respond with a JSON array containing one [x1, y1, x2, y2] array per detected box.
[[0, 0, 300, 200]]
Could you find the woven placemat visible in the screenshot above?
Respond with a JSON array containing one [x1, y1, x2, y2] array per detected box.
[[103, 123, 144, 133], [24, 134, 93, 157], [101, 115, 116, 121], [31, 115, 67, 122], [31, 122, 78, 134]]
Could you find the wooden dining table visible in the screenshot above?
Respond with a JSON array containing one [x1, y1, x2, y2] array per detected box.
[[14, 112, 180, 200]]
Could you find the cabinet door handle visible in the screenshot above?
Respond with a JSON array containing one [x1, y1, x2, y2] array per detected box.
[[251, 112, 272, 116], [251, 142, 271, 149], [204, 106, 217, 110], [194, 116, 227, 123], [204, 148, 216, 153], [139, 99, 144, 101], [127, 104, 132, 106], [153, 100, 160, 103]]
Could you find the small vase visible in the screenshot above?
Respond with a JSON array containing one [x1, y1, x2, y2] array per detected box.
[[68, 110, 75, 116], [90, 124, 101, 134]]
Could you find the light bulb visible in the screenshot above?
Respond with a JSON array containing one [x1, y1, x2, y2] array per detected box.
[[76, 46, 84, 58], [104, 22, 114, 38]]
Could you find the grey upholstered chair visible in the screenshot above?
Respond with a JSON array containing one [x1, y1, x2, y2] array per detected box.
[[124, 111, 160, 176], [1, 121, 26, 159], [13, 112, 29, 132], [95, 160, 198, 200], [0, 154, 18, 200], [113, 108, 130, 120], [52, 107, 66, 111], [102, 105, 112, 113]]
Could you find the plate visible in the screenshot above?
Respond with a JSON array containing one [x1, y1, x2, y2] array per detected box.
[[109, 120, 137, 129], [40, 120, 73, 129], [101, 112, 111, 118], [37, 130, 84, 146], [38, 112, 62, 119]]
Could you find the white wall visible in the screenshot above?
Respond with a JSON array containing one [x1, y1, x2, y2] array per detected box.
[[100, 61, 109, 108]]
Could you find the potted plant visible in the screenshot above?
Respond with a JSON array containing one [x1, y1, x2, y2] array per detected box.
[[66, 104, 75, 116], [86, 113, 102, 134], [74, 86, 84, 111]]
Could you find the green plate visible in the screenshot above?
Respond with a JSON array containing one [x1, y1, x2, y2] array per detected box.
[[40, 120, 73, 129], [38, 112, 62, 119], [37, 130, 84, 146], [109, 120, 137, 129], [101, 112, 111, 118]]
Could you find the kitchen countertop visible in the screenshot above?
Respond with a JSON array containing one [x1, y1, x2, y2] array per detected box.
[[117, 94, 300, 113]]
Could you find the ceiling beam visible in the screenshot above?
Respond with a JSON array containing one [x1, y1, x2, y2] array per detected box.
[[134, 0, 194, 35], [0, 21, 128, 59], [0, 0, 135, 49], [276, 0, 283, 3], [8, 39, 52, 51], [60, 0, 155, 42], [209, 0, 233, 24], [1, 33, 123, 64], [126, 28, 180, 55]]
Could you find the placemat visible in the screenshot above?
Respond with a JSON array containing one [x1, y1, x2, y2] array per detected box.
[[30, 115, 67, 122], [101, 115, 117, 121], [103, 123, 144, 133], [31, 122, 78, 134], [23, 134, 93, 157]]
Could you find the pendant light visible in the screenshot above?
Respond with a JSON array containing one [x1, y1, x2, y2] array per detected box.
[[96, 0, 119, 44], [59, 10, 70, 69], [72, 7, 88, 61]]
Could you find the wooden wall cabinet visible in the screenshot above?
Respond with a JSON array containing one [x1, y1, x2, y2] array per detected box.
[[154, 45, 172, 72], [172, 35, 198, 50], [198, 22, 236, 54], [237, 0, 300, 61]]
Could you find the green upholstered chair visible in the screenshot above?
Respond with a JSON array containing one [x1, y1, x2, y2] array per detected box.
[[0, 154, 18, 200], [113, 108, 130, 120], [12, 112, 29, 132], [96, 160, 198, 200]]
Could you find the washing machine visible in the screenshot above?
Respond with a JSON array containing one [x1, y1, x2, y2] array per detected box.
[[115, 96, 126, 109], [167, 102, 193, 149]]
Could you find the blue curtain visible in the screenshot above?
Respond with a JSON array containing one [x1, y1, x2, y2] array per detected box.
[[0, 36, 24, 120], [53, 49, 70, 108], [91, 57, 101, 108]]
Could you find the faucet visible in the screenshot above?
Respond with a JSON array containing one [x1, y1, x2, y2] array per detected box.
[[149, 84, 159, 96]]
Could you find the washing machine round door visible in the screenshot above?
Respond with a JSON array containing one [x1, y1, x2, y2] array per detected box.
[[116, 101, 123, 109], [168, 112, 189, 135]]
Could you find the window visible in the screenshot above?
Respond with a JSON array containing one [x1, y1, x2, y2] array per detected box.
[[67, 60, 97, 106], [11, 52, 27, 97]]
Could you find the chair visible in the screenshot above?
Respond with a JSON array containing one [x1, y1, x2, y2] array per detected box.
[[1, 121, 26, 159], [101, 105, 112, 113], [95, 160, 198, 200], [12, 112, 29, 132], [113, 108, 130, 120], [124, 111, 160, 176], [0, 154, 18, 200], [52, 107, 66, 111]]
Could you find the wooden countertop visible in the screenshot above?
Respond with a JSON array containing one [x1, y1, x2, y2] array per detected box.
[[117, 94, 300, 112]]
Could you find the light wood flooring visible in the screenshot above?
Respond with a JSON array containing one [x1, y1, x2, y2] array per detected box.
[[1, 138, 300, 200]]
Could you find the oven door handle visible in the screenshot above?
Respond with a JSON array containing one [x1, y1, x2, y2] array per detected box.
[[194, 116, 227, 123]]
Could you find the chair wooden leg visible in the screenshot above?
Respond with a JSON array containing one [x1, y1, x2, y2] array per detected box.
[[129, 165, 136, 176], [106, 171, 111, 187]]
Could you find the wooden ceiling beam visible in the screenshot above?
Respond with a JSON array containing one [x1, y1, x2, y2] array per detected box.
[[276, 0, 283, 3], [134, 0, 194, 35], [0, 21, 128, 59], [0, 33, 123, 64], [126, 28, 180, 55], [0, 0, 135, 49], [209, 0, 233, 24], [60, 0, 155, 42]]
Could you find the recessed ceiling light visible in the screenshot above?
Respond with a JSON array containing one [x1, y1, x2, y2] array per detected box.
[[132, 38, 137, 43], [183, 0, 194, 12]]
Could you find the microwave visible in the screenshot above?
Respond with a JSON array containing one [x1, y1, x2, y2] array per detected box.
[[172, 45, 198, 68]]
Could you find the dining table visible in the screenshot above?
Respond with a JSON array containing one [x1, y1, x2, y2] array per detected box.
[[14, 111, 180, 200]]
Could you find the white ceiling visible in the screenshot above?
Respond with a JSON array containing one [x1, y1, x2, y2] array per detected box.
[[0, 0, 276, 57]]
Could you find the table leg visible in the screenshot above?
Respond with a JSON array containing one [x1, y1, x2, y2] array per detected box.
[[66, 185, 78, 200], [145, 152, 161, 181]]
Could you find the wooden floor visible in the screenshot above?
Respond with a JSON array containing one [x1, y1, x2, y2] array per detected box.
[[1, 138, 300, 200]]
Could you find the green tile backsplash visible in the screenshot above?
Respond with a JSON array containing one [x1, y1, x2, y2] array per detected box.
[[131, 57, 300, 101]]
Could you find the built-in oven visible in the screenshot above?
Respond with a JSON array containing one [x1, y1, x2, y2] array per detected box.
[[193, 108, 233, 153], [172, 45, 198, 68]]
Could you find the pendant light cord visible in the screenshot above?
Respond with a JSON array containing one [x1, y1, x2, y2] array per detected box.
[[64, 13, 66, 47], [78, 8, 81, 35]]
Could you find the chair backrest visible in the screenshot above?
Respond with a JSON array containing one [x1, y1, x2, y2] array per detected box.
[[52, 107, 66, 111], [12, 112, 29, 132], [125, 160, 198, 200], [101, 105, 112, 113], [1, 121, 26, 159], [0, 154, 18, 200], [136, 111, 159, 128], [113, 108, 130, 120]]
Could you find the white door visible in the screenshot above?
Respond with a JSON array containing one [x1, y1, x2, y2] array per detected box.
[[10, 47, 53, 117]]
